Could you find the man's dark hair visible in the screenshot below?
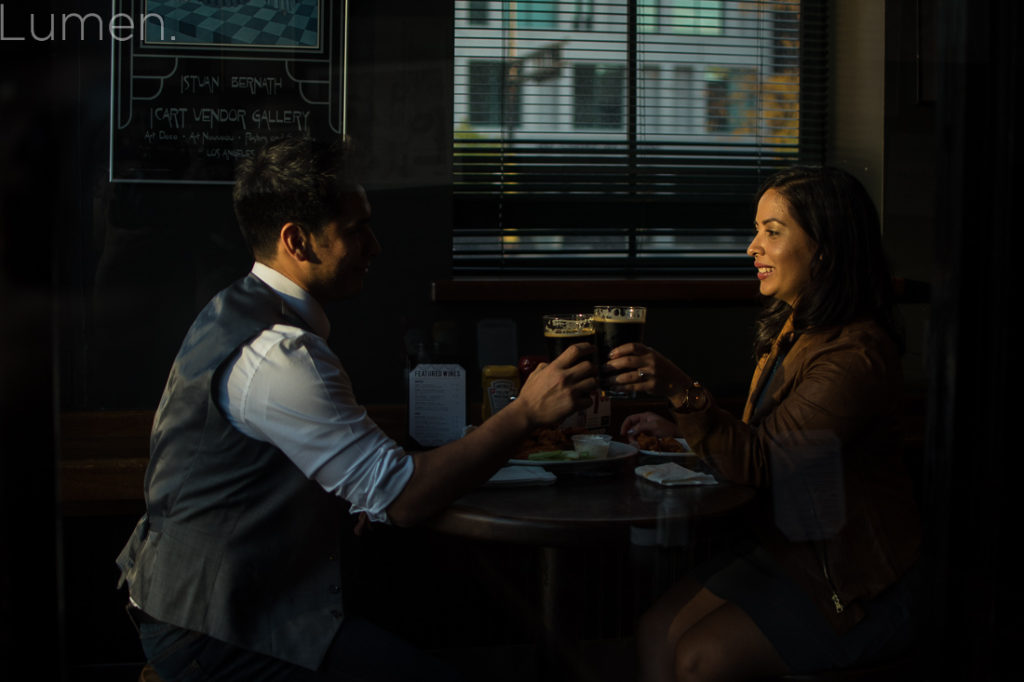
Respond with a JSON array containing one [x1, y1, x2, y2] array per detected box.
[[233, 136, 356, 259], [752, 166, 903, 357]]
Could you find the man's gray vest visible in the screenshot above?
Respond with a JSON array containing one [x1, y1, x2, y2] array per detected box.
[[117, 273, 347, 670]]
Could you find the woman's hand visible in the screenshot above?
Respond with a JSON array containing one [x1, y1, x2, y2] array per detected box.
[[619, 411, 677, 443], [604, 342, 693, 399]]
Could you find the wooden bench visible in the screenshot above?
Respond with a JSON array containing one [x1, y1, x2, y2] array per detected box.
[[58, 405, 412, 515]]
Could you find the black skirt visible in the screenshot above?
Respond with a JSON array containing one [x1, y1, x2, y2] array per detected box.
[[694, 541, 918, 673]]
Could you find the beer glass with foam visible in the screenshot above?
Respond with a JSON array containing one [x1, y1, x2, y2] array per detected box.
[[543, 313, 596, 361], [593, 305, 646, 396]]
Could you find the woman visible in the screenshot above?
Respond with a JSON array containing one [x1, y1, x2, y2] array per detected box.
[[611, 167, 920, 681]]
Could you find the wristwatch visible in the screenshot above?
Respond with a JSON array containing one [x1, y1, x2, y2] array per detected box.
[[672, 381, 708, 413]]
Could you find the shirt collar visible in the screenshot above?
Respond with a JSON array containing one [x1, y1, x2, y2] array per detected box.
[[250, 262, 331, 339]]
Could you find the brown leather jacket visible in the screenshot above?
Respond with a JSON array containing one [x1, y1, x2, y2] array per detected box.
[[675, 319, 921, 632]]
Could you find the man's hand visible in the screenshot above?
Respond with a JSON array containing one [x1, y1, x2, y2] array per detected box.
[[514, 343, 598, 429]]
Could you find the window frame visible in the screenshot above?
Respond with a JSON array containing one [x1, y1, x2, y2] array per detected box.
[[452, 0, 828, 278]]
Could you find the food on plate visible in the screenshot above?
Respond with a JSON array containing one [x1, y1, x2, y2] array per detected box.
[[514, 427, 590, 459], [635, 433, 686, 453]]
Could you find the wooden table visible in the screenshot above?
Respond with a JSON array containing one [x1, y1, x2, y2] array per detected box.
[[431, 458, 754, 543], [426, 454, 755, 681]]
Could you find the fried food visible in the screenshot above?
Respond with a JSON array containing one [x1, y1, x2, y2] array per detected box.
[[635, 433, 685, 453], [514, 427, 588, 458]]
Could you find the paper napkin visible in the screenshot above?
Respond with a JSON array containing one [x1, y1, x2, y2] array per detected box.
[[635, 462, 717, 486]]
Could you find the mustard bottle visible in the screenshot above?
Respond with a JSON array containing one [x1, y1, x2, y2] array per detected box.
[[481, 365, 520, 421]]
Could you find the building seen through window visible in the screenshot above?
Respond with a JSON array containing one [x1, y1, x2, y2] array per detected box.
[[453, 0, 823, 275]]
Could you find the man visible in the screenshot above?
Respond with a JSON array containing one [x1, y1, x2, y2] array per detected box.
[[116, 136, 597, 681]]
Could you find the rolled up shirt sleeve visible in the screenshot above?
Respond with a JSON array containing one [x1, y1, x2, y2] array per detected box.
[[219, 325, 414, 523]]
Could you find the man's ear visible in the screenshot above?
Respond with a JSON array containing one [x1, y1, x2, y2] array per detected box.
[[279, 222, 310, 262]]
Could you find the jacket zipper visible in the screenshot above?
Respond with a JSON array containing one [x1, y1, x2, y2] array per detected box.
[[818, 542, 845, 614]]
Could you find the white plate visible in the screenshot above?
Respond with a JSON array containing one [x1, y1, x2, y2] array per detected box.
[[509, 441, 638, 469], [638, 438, 691, 457], [485, 466, 558, 487]]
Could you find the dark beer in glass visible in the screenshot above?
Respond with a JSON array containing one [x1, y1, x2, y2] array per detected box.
[[593, 305, 646, 395], [543, 314, 595, 360]]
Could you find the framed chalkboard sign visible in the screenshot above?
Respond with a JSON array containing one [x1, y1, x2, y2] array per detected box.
[[109, 0, 346, 184]]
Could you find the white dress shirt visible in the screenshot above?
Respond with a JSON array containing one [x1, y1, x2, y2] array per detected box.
[[217, 262, 413, 523]]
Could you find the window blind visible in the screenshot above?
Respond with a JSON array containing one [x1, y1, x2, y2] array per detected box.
[[453, 0, 827, 275]]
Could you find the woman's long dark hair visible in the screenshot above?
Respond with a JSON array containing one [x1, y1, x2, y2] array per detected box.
[[751, 166, 903, 358]]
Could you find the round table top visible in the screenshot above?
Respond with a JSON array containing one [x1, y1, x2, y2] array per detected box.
[[427, 455, 756, 546]]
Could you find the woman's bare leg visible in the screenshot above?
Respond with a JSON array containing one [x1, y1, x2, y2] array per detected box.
[[638, 579, 789, 682], [638, 580, 726, 682], [672, 602, 789, 682]]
